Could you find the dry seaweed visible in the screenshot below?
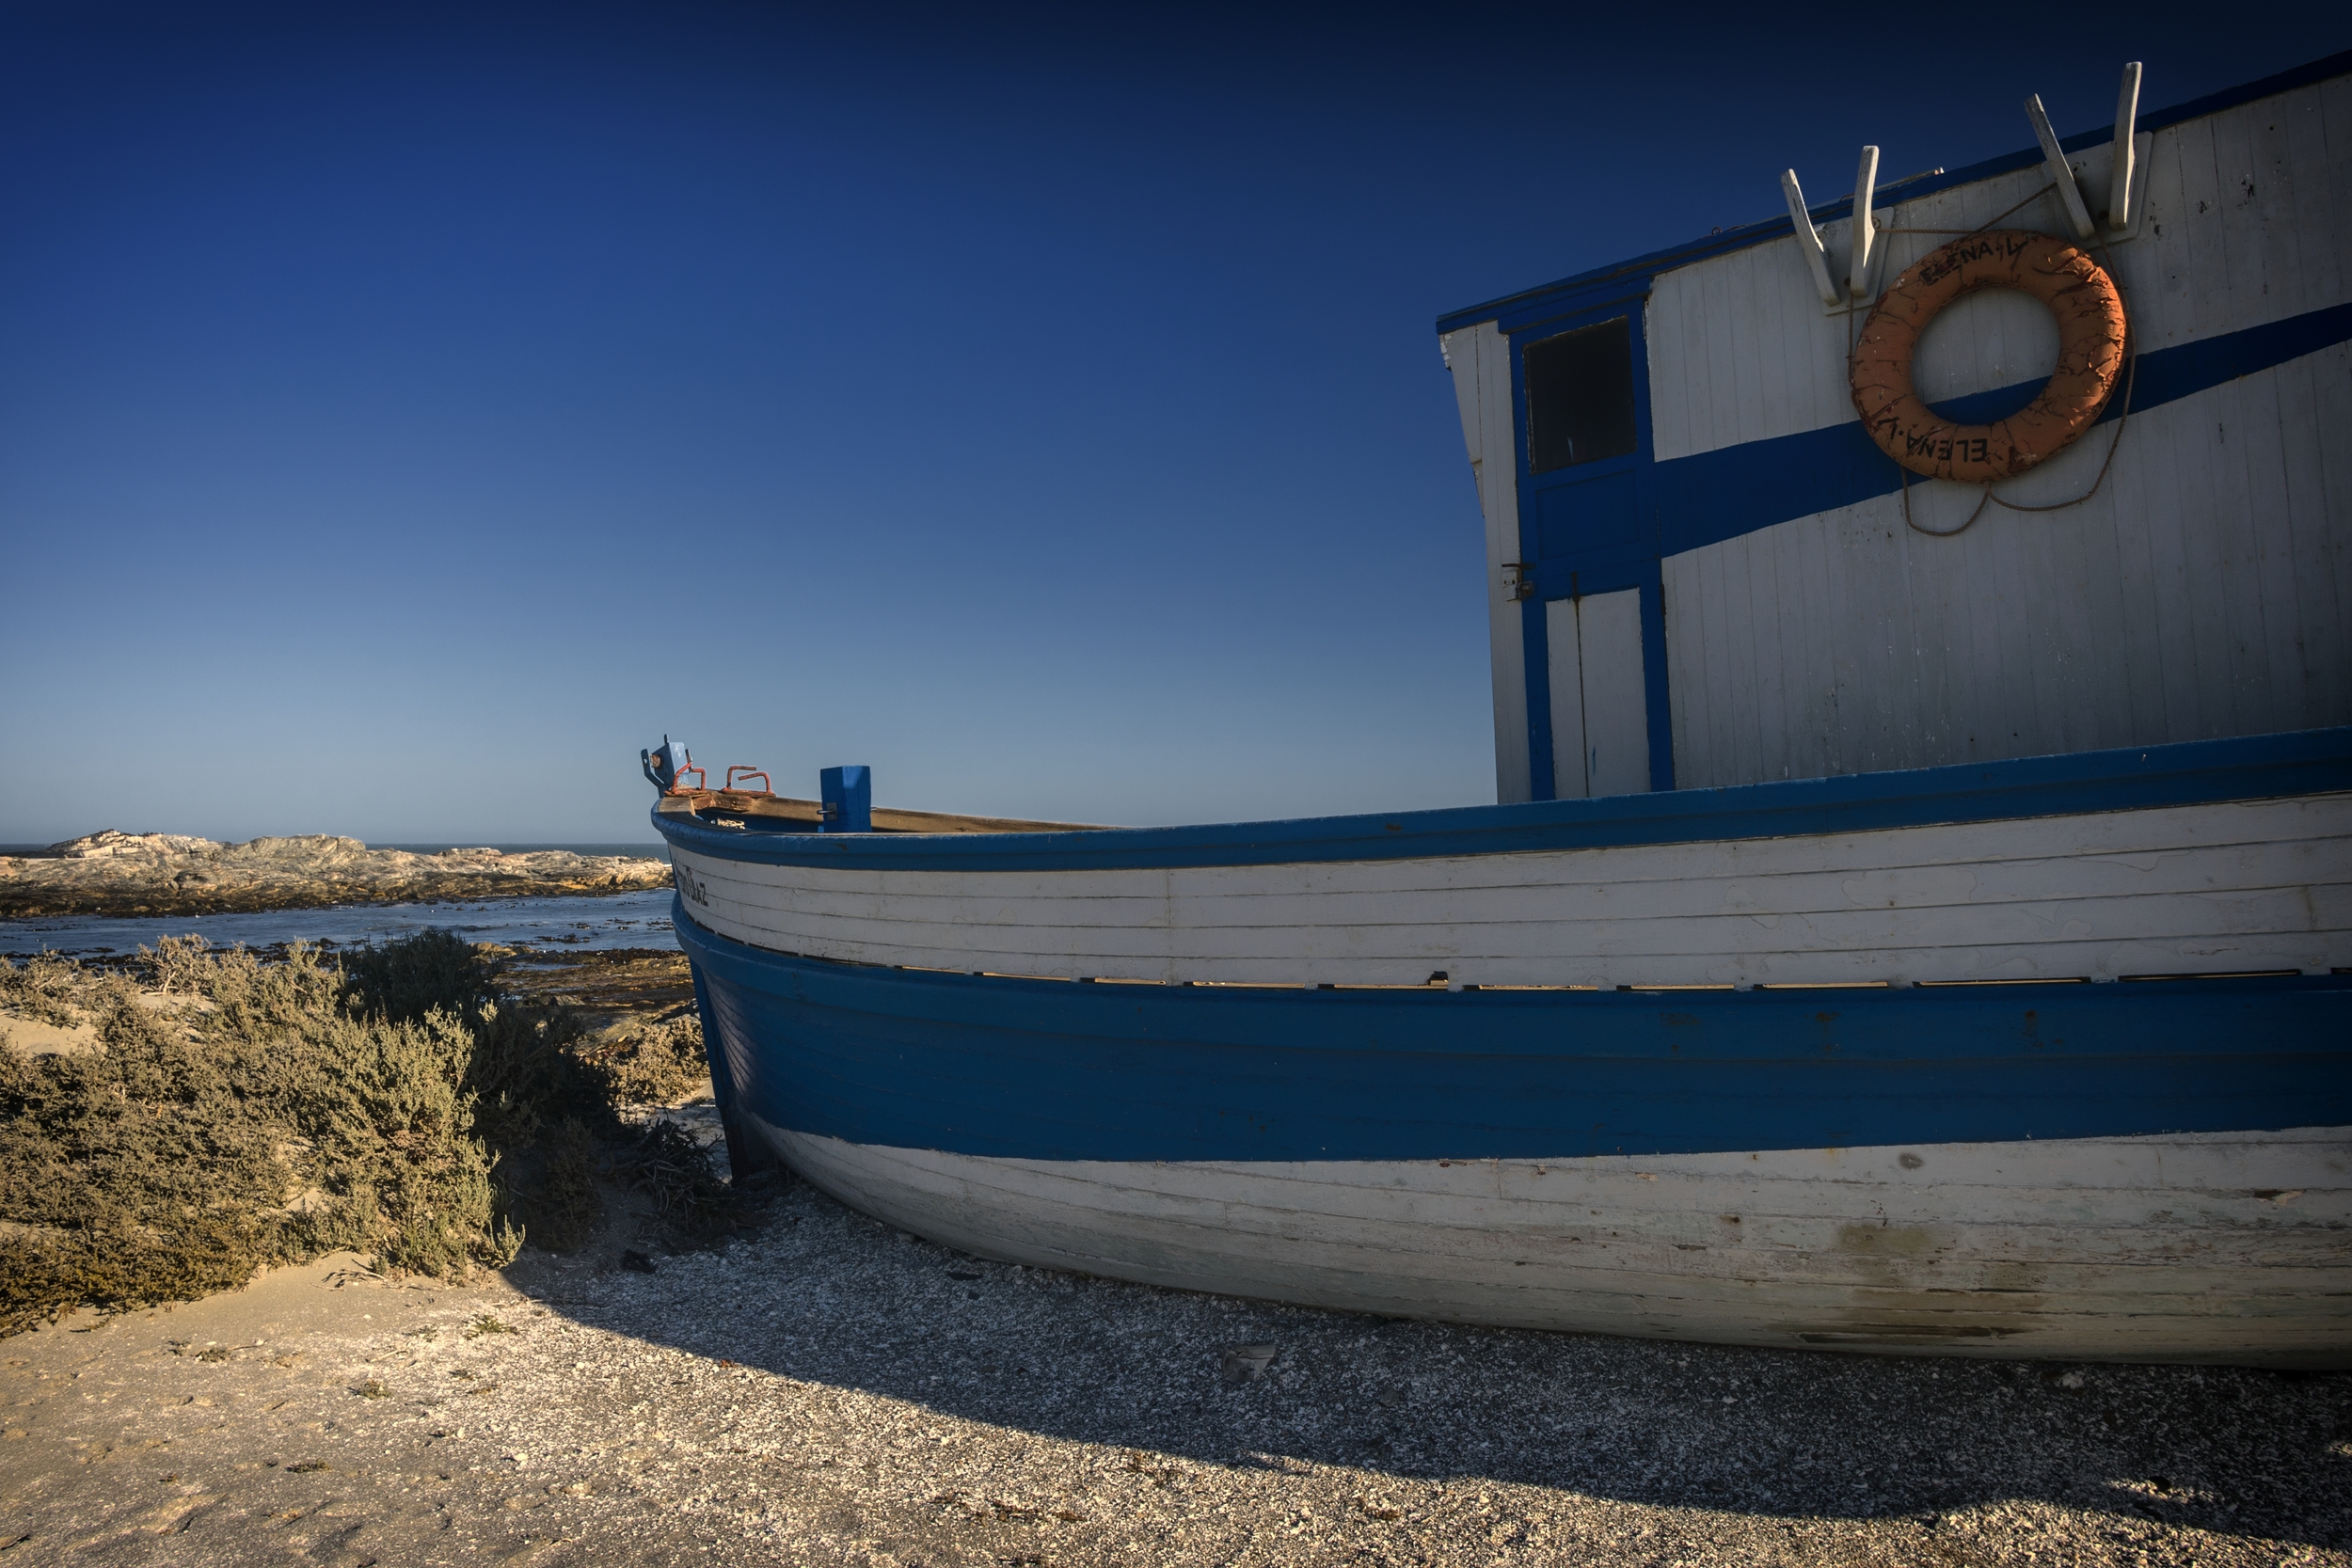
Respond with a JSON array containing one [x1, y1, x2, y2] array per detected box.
[[620, 1120, 737, 1241]]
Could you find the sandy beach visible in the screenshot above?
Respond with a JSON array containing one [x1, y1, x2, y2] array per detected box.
[[5, 1167, 2348, 1567]]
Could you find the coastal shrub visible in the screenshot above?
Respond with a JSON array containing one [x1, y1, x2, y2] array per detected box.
[[464, 1001, 614, 1148], [141, 932, 215, 997], [0, 930, 557, 1335], [339, 930, 617, 1146], [583, 1014, 707, 1106], [0, 950, 83, 1029], [0, 932, 741, 1332], [0, 942, 522, 1335], [342, 927, 502, 1025], [529, 1117, 606, 1253]]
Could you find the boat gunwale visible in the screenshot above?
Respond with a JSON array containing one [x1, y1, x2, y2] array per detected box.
[[651, 725, 2352, 874]]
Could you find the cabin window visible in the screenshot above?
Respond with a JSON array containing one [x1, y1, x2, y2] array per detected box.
[[1524, 317, 1637, 473]]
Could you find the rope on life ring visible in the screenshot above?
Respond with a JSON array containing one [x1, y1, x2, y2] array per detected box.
[[1850, 229, 2126, 484]]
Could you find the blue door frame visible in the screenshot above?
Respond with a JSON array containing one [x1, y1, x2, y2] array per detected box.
[[1507, 294, 1676, 799]]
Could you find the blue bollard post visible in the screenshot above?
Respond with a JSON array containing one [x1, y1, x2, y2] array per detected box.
[[819, 766, 871, 832]]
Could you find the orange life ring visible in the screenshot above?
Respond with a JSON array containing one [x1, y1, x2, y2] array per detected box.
[[1850, 229, 2126, 483]]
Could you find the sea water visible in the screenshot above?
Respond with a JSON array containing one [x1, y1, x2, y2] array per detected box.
[[0, 886, 679, 959]]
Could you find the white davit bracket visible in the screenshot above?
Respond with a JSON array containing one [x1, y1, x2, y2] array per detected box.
[[2108, 62, 2142, 232], [1780, 168, 1843, 307], [1818, 213, 1892, 316], [2056, 130, 2155, 245], [1847, 145, 1880, 303], [2026, 92, 2098, 240]]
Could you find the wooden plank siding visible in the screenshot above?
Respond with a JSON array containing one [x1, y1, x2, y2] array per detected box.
[[1441, 321, 1534, 803], [1660, 345, 2352, 787], [668, 791, 2351, 989], [1640, 81, 2351, 790], [1646, 83, 2351, 465]]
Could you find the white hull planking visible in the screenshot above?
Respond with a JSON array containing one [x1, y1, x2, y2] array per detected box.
[[756, 1116, 2352, 1366], [670, 792, 2352, 988]]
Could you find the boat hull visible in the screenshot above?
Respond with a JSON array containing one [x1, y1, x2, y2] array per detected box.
[[764, 1125, 2349, 1367], [659, 732, 2352, 991], [675, 908, 2352, 1367]]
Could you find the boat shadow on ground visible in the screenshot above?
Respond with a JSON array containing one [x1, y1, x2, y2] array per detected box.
[[508, 1175, 2352, 1550]]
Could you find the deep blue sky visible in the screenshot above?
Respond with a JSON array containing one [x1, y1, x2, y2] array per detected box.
[[4, 3, 2344, 843]]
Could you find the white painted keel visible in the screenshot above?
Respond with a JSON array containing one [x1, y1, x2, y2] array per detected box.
[[753, 1117, 2352, 1367]]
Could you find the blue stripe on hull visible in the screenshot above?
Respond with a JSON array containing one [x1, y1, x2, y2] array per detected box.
[[675, 902, 2352, 1164]]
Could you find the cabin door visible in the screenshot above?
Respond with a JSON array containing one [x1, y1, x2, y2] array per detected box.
[[1545, 590, 1651, 799], [1518, 309, 1655, 799]]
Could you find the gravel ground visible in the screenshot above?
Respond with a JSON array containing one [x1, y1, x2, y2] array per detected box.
[[4, 1166, 2348, 1567]]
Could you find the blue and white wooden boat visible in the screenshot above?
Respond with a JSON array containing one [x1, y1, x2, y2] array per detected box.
[[654, 55, 2352, 1365]]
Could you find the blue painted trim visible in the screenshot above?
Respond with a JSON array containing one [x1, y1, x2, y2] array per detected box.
[[653, 724, 2352, 874], [677, 903, 2352, 1163], [1509, 312, 1551, 799], [1435, 52, 2352, 337], [1519, 581, 1555, 801], [1639, 564, 1674, 792], [1507, 315, 1552, 800], [1650, 302, 2352, 561], [2128, 302, 2352, 410], [1625, 308, 1669, 794]]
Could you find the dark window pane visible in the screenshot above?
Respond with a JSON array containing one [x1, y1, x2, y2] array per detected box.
[[1525, 317, 1637, 473]]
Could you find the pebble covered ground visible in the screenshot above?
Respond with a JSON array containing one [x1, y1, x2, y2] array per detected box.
[[3, 1167, 2348, 1567]]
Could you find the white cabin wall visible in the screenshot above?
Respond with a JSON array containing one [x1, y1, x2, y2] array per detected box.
[[1574, 589, 1652, 798], [1661, 343, 2352, 786], [1442, 322, 1533, 803], [1542, 598, 1588, 799], [1547, 591, 1654, 799], [1647, 79, 2352, 464], [1650, 74, 2351, 787]]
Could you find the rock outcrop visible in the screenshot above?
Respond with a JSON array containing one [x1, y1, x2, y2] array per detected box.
[[0, 832, 671, 917]]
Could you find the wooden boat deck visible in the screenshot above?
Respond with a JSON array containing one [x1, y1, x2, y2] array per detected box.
[[655, 791, 1103, 836]]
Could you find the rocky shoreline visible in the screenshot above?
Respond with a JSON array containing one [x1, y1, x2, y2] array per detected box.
[[0, 831, 671, 918]]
